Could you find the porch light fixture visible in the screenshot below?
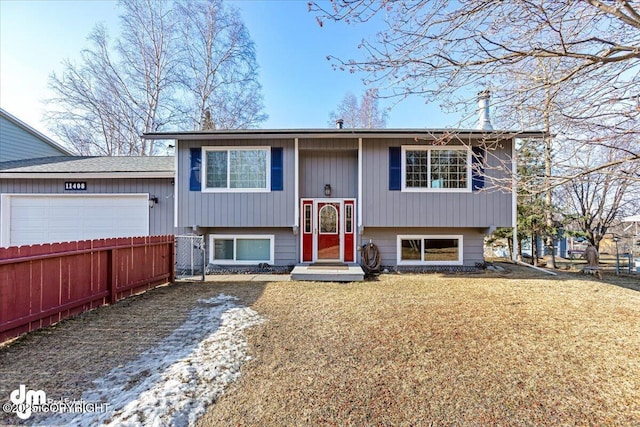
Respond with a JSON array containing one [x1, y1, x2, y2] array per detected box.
[[149, 195, 159, 208], [324, 184, 332, 197]]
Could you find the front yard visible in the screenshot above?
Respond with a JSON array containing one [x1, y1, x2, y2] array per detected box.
[[199, 269, 640, 426], [1, 266, 639, 425]]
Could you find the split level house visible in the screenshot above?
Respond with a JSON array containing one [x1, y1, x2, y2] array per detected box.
[[145, 95, 543, 271]]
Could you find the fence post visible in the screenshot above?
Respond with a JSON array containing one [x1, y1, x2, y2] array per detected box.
[[169, 236, 176, 283], [107, 248, 118, 304]]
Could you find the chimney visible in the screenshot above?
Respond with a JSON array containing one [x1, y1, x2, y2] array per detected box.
[[336, 119, 344, 129], [477, 90, 493, 131]]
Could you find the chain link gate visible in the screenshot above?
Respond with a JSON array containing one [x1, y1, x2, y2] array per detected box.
[[175, 235, 206, 280]]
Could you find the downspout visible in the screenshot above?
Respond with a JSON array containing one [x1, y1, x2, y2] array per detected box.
[[294, 137, 300, 263], [173, 139, 179, 229], [294, 137, 299, 230], [357, 137, 363, 262]]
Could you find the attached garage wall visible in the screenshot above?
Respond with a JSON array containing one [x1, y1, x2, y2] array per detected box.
[[2, 194, 149, 247], [0, 178, 174, 247]]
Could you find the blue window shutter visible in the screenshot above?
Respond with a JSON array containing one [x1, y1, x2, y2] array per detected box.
[[190, 148, 201, 191], [271, 147, 283, 191], [389, 147, 401, 191], [472, 147, 485, 190]]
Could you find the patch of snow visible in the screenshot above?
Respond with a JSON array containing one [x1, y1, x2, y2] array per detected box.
[[38, 294, 264, 427]]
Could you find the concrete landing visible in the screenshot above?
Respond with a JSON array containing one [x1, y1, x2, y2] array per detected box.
[[290, 264, 365, 282]]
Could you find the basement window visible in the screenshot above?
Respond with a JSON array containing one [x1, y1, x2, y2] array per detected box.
[[397, 235, 463, 265], [209, 234, 274, 265]]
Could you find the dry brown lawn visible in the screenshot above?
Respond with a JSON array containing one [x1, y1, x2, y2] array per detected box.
[[199, 269, 640, 426], [1, 266, 638, 426]]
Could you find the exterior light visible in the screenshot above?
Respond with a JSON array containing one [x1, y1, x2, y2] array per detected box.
[[149, 196, 159, 208], [324, 184, 332, 197]]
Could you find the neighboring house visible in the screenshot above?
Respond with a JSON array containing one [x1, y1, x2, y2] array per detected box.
[[525, 234, 569, 259], [0, 156, 174, 247], [0, 108, 74, 161], [145, 107, 543, 269]]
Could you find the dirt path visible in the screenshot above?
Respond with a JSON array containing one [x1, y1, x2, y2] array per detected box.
[[0, 281, 266, 426]]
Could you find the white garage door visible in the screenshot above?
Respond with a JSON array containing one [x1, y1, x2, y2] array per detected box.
[[1, 194, 149, 247]]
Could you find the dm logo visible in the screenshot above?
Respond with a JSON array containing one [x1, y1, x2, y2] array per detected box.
[[10, 384, 46, 420]]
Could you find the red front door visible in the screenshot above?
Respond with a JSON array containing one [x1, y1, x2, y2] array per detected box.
[[300, 199, 355, 263], [317, 202, 340, 260]]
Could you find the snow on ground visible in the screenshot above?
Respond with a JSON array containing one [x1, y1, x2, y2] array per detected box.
[[38, 294, 264, 427]]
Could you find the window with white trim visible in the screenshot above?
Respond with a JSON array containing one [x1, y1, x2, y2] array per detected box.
[[209, 234, 275, 264], [397, 235, 463, 265], [303, 204, 312, 234], [402, 146, 470, 191], [202, 147, 270, 192], [345, 203, 353, 234]]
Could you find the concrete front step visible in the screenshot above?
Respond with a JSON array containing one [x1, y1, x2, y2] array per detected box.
[[290, 264, 365, 282]]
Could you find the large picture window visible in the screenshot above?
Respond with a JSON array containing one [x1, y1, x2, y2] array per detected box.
[[202, 147, 270, 192], [397, 235, 463, 265], [402, 146, 470, 191], [209, 234, 274, 264]]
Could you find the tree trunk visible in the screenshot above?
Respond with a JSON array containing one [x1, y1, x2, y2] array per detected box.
[[543, 84, 557, 268]]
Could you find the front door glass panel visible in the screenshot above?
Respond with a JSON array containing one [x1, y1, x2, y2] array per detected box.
[[317, 203, 340, 260]]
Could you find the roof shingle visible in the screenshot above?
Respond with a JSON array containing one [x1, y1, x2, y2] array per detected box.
[[0, 156, 174, 174]]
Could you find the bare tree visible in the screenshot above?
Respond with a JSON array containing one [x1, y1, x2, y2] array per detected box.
[[48, 0, 178, 156], [329, 92, 359, 128], [176, 0, 266, 130], [329, 89, 388, 128], [559, 145, 640, 250], [47, 0, 266, 156], [117, 0, 180, 155], [312, 0, 640, 169], [47, 26, 133, 155]]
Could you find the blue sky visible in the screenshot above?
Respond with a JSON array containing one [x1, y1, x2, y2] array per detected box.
[[0, 0, 452, 139]]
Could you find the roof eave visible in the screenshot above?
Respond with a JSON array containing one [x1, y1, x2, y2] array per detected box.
[[0, 172, 174, 179], [143, 129, 547, 140]]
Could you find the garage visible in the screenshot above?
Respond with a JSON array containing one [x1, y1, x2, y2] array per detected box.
[[1, 194, 149, 247]]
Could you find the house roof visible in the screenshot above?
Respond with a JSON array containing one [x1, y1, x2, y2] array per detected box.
[[0, 108, 75, 156], [143, 128, 547, 140], [0, 156, 174, 179]]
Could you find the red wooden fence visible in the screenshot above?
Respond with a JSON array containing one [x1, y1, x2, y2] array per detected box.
[[0, 235, 175, 343]]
